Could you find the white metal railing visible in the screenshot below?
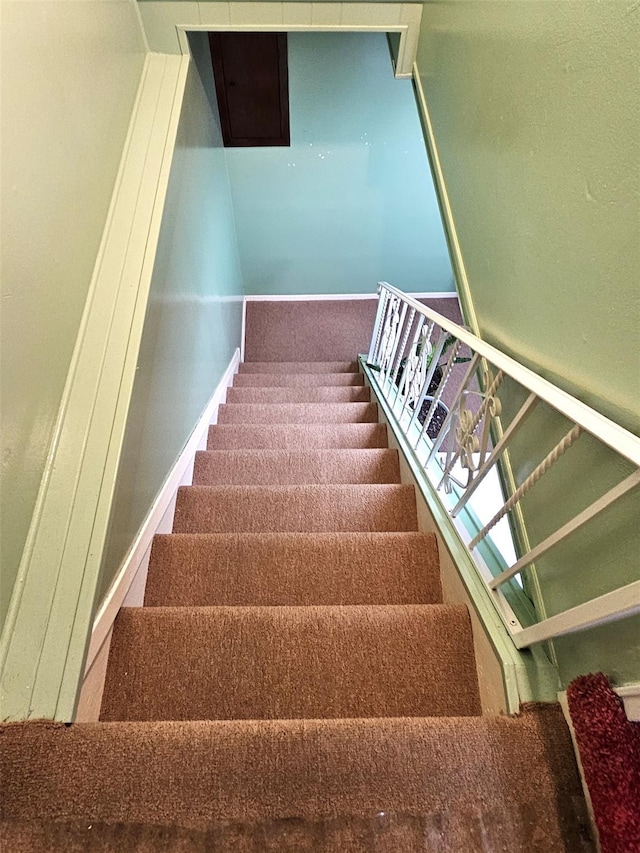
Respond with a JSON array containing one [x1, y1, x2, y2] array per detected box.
[[366, 282, 640, 649]]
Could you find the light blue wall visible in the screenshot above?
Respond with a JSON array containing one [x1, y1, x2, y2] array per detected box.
[[97, 33, 245, 603], [226, 32, 453, 295]]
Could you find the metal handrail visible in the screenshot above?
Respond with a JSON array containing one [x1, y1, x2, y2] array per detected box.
[[366, 282, 640, 649]]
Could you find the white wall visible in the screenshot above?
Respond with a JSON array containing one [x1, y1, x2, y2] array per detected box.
[[0, 0, 147, 628]]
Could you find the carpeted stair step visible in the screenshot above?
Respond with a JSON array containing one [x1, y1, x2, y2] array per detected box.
[[144, 532, 441, 607], [173, 484, 418, 534], [239, 361, 358, 374], [0, 709, 589, 852], [226, 385, 370, 403], [217, 402, 377, 424], [207, 423, 388, 450], [100, 605, 480, 721], [192, 449, 400, 486], [232, 372, 364, 387]]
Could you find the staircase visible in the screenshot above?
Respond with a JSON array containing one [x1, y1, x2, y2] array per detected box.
[[1, 361, 591, 851]]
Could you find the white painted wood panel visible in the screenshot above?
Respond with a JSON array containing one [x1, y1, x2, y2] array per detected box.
[[0, 54, 189, 722], [138, 2, 423, 78]]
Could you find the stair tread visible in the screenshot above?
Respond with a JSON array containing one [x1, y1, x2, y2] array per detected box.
[[207, 423, 388, 449], [217, 402, 378, 424], [233, 372, 365, 387], [193, 448, 400, 485], [173, 484, 418, 534], [100, 605, 480, 722], [145, 531, 441, 606]]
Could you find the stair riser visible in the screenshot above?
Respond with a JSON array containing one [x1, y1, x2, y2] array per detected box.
[[173, 485, 418, 534], [232, 373, 364, 387], [101, 605, 480, 721], [217, 403, 378, 424], [239, 362, 358, 374], [207, 424, 388, 450], [144, 533, 442, 607], [192, 450, 400, 486], [227, 387, 370, 403]]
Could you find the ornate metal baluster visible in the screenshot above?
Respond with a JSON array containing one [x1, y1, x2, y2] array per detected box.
[[423, 352, 482, 458], [437, 368, 505, 493], [451, 392, 538, 517], [368, 287, 389, 366], [469, 423, 584, 550], [381, 301, 408, 397], [378, 295, 402, 385], [406, 330, 448, 433], [390, 307, 415, 399], [396, 319, 430, 421], [489, 469, 640, 589], [391, 315, 426, 412]]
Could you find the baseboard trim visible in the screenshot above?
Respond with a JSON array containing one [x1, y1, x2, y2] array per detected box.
[[244, 292, 459, 302], [76, 347, 240, 720]]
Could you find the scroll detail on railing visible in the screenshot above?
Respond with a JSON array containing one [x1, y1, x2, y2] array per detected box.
[[365, 282, 640, 649]]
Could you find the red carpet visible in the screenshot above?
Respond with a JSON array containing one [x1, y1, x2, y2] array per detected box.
[[567, 673, 640, 853]]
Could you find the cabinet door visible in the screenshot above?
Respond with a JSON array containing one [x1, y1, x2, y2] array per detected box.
[[209, 32, 290, 147]]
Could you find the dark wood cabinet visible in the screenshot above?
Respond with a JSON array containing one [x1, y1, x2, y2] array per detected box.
[[209, 32, 290, 147]]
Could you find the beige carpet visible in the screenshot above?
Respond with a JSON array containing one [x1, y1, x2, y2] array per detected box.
[[0, 359, 592, 851], [193, 449, 401, 486], [243, 298, 464, 363]]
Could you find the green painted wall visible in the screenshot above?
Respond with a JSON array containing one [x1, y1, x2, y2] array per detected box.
[[416, 1, 640, 687], [0, 0, 146, 630], [416, 0, 639, 433], [97, 33, 245, 603]]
